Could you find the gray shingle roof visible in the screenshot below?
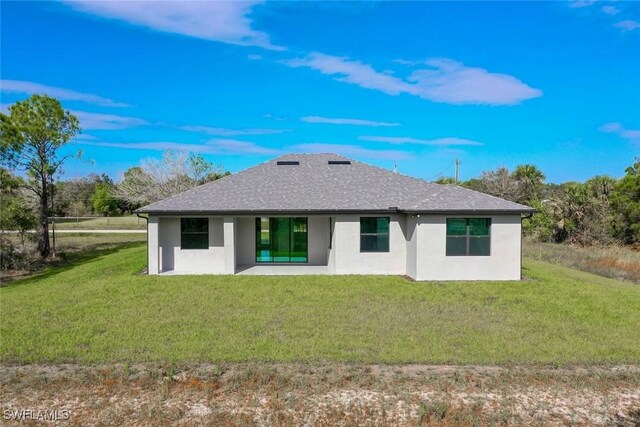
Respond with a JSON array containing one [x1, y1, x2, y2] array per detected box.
[[137, 153, 534, 214]]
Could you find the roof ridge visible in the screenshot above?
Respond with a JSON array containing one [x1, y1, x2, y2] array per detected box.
[[447, 184, 533, 209], [347, 157, 441, 188], [137, 153, 535, 214], [407, 185, 451, 209]]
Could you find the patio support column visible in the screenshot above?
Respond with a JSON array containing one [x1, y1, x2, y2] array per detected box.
[[223, 217, 235, 274], [148, 215, 159, 274]]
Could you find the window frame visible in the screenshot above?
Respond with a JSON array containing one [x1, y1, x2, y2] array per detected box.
[[180, 218, 209, 250], [445, 218, 491, 256], [359, 216, 390, 253]]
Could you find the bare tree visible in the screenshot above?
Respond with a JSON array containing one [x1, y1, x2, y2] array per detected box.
[[116, 150, 228, 206], [468, 167, 523, 202]]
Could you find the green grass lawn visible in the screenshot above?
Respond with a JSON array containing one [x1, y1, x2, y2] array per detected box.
[[1, 243, 639, 365]]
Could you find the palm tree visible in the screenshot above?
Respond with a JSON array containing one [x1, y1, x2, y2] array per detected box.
[[586, 175, 617, 198], [512, 164, 545, 204]]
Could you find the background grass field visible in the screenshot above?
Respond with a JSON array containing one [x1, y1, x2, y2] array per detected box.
[[50, 215, 146, 230], [523, 239, 640, 284], [1, 239, 639, 365]]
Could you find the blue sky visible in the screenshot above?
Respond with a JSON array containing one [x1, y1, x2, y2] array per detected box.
[[1, 1, 638, 183]]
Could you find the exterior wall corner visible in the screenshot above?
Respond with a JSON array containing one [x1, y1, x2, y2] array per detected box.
[[147, 215, 159, 275]]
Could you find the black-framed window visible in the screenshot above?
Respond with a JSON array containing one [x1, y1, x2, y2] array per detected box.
[[181, 218, 209, 249], [360, 217, 390, 252], [446, 218, 491, 256]]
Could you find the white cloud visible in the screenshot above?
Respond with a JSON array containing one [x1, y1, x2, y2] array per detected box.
[[79, 138, 280, 155], [263, 113, 289, 122], [568, 0, 597, 8], [284, 52, 413, 95], [72, 111, 148, 130], [0, 80, 129, 107], [359, 136, 483, 146], [77, 140, 280, 155], [74, 133, 99, 141], [79, 140, 212, 153], [205, 138, 281, 155], [407, 58, 542, 105], [601, 5, 620, 15], [284, 52, 542, 105], [180, 125, 290, 136], [614, 20, 640, 31], [301, 116, 400, 127], [600, 122, 640, 143], [292, 143, 411, 160], [64, 1, 284, 50]]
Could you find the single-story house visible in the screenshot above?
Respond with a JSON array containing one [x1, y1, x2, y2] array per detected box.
[[136, 153, 534, 280]]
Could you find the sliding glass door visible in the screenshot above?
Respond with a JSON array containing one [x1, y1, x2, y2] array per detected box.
[[256, 217, 308, 263]]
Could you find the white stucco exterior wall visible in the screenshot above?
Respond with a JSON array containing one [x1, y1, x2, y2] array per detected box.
[[156, 216, 226, 274], [411, 214, 522, 281], [147, 215, 159, 274], [308, 216, 330, 265], [332, 214, 407, 275], [223, 217, 235, 274], [147, 213, 523, 280], [235, 217, 255, 266]]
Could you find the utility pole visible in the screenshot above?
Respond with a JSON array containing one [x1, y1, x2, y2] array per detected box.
[[454, 158, 460, 184]]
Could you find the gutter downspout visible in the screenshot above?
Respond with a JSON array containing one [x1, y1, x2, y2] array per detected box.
[[136, 213, 149, 274]]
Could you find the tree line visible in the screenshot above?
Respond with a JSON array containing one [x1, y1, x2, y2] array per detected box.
[[1, 94, 639, 269], [48, 150, 229, 218]]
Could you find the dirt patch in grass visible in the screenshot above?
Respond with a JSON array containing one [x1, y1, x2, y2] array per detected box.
[[2, 363, 639, 426]]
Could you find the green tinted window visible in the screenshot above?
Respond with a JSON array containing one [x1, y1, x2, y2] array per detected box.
[[446, 236, 467, 256], [446, 218, 467, 236], [469, 236, 490, 256], [469, 218, 490, 236], [446, 218, 491, 256], [360, 217, 377, 234], [360, 217, 390, 252], [181, 218, 208, 249]]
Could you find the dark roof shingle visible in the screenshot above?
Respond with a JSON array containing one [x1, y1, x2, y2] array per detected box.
[[137, 153, 534, 214]]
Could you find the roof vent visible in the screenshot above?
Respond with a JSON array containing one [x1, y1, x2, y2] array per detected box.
[[277, 160, 299, 165], [328, 160, 351, 165]]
